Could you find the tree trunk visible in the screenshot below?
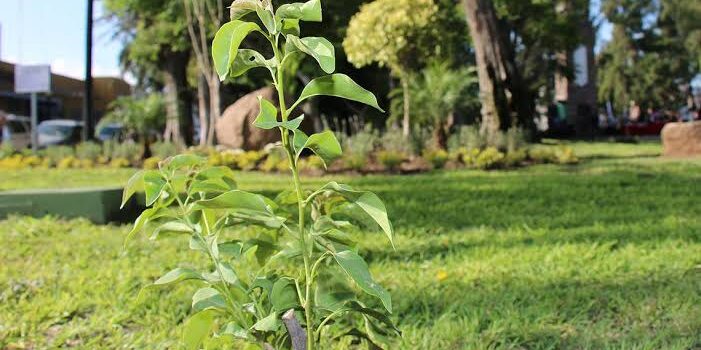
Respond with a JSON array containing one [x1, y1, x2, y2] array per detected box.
[[461, 0, 533, 137], [207, 72, 220, 146], [197, 75, 208, 146], [162, 49, 193, 147], [401, 74, 411, 138]]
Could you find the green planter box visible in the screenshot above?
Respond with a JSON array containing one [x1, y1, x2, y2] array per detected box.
[[0, 187, 142, 224]]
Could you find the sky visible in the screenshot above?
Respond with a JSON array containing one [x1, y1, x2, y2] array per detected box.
[[0, 0, 125, 80], [0, 0, 613, 85]]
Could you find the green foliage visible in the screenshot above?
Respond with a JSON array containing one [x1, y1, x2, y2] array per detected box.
[[598, 0, 699, 112], [422, 149, 449, 169], [101, 94, 166, 139], [43, 146, 76, 166], [390, 61, 478, 129], [150, 141, 179, 159], [75, 142, 102, 161], [4, 144, 701, 348], [125, 2, 397, 349], [376, 150, 406, 172], [0, 142, 15, 159], [343, 0, 437, 75]]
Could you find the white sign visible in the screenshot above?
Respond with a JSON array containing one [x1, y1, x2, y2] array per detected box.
[[573, 45, 589, 87], [15, 65, 52, 93]]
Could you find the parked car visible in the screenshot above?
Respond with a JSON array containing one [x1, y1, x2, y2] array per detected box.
[[37, 119, 83, 147], [1, 115, 32, 149], [96, 123, 125, 142]]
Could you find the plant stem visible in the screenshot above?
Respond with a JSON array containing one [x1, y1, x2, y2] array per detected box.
[[273, 42, 315, 350]]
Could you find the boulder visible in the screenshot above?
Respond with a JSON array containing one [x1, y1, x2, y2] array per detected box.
[[216, 87, 280, 150], [661, 121, 701, 157]]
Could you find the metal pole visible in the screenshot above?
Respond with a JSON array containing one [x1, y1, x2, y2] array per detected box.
[[30, 92, 38, 152], [82, 0, 94, 141]]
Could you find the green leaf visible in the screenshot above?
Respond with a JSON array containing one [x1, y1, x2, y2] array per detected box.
[[192, 287, 227, 312], [347, 301, 400, 334], [218, 262, 239, 285], [276, 0, 322, 22], [150, 221, 193, 240], [229, 0, 260, 19], [194, 190, 273, 215], [212, 20, 262, 81], [121, 170, 144, 209], [221, 322, 250, 340], [253, 97, 304, 131], [183, 309, 216, 350], [191, 166, 237, 193], [256, 6, 276, 33], [143, 170, 166, 206], [291, 74, 384, 112], [165, 154, 205, 171], [270, 277, 300, 312], [252, 312, 281, 331], [279, 19, 300, 36], [253, 97, 279, 129], [287, 35, 335, 74], [154, 267, 204, 286], [124, 207, 156, 246], [312, 182, 394, 247], [334, 250, 392, 313], [230, 49, 274, 78], [293, 130, 342, 168], [218, 241, 244, 258]]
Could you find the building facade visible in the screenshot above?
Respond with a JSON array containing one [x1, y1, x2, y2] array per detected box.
[[0, 60, 130, 123]]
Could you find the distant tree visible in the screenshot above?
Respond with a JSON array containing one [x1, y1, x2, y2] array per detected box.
[[104, 0, 193, 146], [394, 61, 478, 149], [101, 94, 166, 157], [183, 0, 225, 146], [461, 0, 588, 136], [598, 0, 699, 113], [344, 0, 439, 138]]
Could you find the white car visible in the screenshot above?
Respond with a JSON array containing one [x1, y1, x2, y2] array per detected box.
[[1, 115, 31, 149], [37, 119, 84, 147]]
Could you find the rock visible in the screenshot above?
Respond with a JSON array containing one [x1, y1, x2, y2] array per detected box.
[[216, 87, 280, 150], [661, 121, 701, 157]]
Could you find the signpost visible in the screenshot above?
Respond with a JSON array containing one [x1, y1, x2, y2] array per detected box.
[[15, 65, 51, 151]]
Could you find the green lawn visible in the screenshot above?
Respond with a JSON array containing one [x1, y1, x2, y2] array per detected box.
[[1, 142, 701, 349]]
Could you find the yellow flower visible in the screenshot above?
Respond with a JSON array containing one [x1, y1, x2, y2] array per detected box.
[[436, 270, 449, 282]]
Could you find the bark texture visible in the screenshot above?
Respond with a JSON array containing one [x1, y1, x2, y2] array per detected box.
[[462, 0, 532, 137]]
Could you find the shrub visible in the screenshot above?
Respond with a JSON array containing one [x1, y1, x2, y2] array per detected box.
[[423, 148, 450, 169], [57, 156, 79, 169], [529, 148, 558, 164], [342, 153, 368, 171], [298, 155, 325, 172], [341, 126, 378, 157], [475, 147, 506, 169], [143, 157, 161, 170], [448, 125, 486, 152], [111, 142, 142, 163], [109, 157, 131, 168], [44, 146, 75, 165], [260, 148, 288, 173], [0, 142, 15, 159], [555, 146, 579, 164], [504, 149, 528, 167], [378, 128, 412, 155], [75, 142, 102, 160], [461, 148, 482, 167], [151, 141, 178, 159], [506, 128, 528, 153], [376, 150, 406, 171], [21, 155, 43, 168], [235, 150, 263, 171]]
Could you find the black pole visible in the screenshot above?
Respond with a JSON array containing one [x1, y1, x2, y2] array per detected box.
[[82, 0, 94, 141]]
